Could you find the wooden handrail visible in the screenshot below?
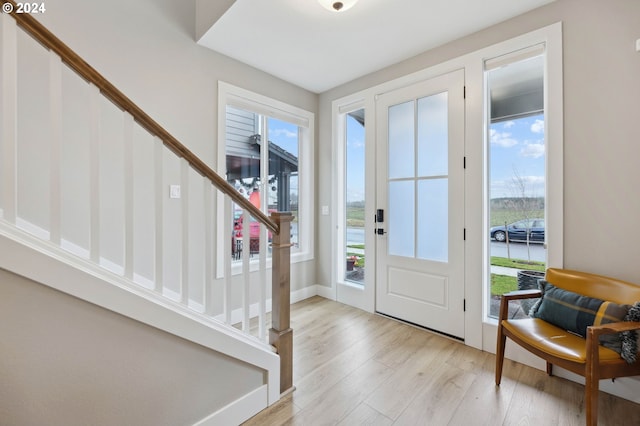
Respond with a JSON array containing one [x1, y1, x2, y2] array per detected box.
[[1, 0, 278, 234]]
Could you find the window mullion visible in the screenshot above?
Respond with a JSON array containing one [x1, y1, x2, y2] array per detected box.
[[260, 115, 269, 212]]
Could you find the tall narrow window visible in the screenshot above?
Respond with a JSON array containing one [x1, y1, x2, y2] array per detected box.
[[218, 82, 314, 274], [344, 109, 365, 284], [486, 46, 547, 319]]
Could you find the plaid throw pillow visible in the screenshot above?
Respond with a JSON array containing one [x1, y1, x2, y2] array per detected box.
[[530, 280, 630, 354]]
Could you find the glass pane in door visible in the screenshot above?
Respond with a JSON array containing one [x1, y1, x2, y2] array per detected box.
[[417, 178, 448, 261], [417, 92, 449, 262], [388, 180, 415, 257], [418, 92, 448, 177], [388, 101, 415, 180], [345, 110, 365, 284], [387, 92, 450, 261]]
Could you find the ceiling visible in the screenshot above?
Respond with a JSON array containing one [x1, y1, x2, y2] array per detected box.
[[197, 0, 554, 94]]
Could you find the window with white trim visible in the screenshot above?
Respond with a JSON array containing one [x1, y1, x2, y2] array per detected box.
[[484, 39, 562, 320], [217, 82, 314, 274]]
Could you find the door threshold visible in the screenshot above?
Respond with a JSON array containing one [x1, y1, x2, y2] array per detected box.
[[375, 311, 464, 342]]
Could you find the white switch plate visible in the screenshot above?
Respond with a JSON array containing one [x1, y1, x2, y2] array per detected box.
[[321, 205, 329, 215], [636, 38, 640, 52], [169, 185, 181, 199]]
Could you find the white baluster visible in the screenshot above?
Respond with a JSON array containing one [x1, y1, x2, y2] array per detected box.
[[153, 137, 164, 293], [242, 209, 250, 332], [258, 222, 267, 341], [1, 14, 17, 223], [48, 51, 62, 245], [203, 181, 214, 315], [123, 112, 134, 280], [224, 196, 232, 324], [180, 158, 189, 305], [89, 84, 100, 263]]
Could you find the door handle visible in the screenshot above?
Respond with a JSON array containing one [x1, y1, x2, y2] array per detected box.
[[374, 209, 386, 235]]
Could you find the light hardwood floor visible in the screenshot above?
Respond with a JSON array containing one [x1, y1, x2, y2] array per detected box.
[[243, 296, 640, 425]]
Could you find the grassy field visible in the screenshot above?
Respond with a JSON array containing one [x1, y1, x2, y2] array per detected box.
[[491, 256, 545, 271], [491, 274, 517, 296], [346, 207, 365, 227], [490, 256, 545, 296], [490, 209, 544, 227]]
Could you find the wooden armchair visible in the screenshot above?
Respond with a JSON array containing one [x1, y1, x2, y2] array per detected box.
[[495, 268, 640, 425]]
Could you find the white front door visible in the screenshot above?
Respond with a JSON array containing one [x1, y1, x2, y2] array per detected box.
[[375, 69, 465, 339]]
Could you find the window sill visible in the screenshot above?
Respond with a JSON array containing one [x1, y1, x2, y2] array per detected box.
[[229, 250, 313, 276]]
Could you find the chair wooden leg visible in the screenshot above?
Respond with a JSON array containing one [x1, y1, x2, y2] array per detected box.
[[585, 328, 599, 426], [495, 324, 507, 385], [546, 361, 553, 376], [585, 376, 598, 426]]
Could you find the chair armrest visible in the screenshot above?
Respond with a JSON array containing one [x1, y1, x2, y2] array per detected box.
[[586, 321, 640, 364], [501, 289, 542, 301], [588, 321, 640, 337], [498, 289, 542, 322]]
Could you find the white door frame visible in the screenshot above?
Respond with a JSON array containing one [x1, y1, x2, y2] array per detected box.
[[331, 97, 376, 312], [329, 23, 563, 352]]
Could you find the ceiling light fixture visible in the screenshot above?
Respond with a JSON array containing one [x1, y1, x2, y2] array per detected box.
[[318, 0, 359, 13]]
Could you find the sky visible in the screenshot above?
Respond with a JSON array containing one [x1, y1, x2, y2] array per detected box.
[[489, 113, 545, 199], [268, 118, 299, 156], [346, 113, 366, 202]]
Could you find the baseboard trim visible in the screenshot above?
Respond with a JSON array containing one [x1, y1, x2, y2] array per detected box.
[[193, 384, 268, 425], [315, 283, 334, 299]]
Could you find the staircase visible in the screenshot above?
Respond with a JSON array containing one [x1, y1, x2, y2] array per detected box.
[[0, 2, 292, 424]]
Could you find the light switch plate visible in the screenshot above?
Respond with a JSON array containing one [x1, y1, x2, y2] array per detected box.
[[636, 38, 640, 52], [321, 205, 329, 215], [170, 185, 181, 199]]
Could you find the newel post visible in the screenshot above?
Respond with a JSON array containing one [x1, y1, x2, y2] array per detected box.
[[269, 211, 294, 394]]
